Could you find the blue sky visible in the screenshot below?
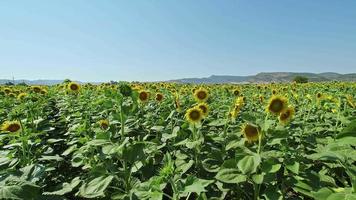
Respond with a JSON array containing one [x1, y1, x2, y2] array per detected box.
[[0, 0, 355, 82]]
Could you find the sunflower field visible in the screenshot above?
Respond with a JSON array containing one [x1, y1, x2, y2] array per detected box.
[[0, 81, 355, 200]]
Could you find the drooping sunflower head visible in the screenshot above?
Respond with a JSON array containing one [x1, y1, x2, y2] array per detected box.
[[40, 89, 48, 95], [1, 121, 21, 133], [17, 93, 27, 100], [4, 88, 12, 94], [197, 102, 209, 117], [194, 88, 209, 102], [241, 123, 260, 143], [68, 82, 80, 92], [185, 107, 203, 124], [267, 96, 288, 115], [32, 86, 42, 93], [98, 119, 109, 130], [155, 93, 164, 102], [279, 106, 295, 124], [8, 93, 16, 98], [138, 90, 149, 102]]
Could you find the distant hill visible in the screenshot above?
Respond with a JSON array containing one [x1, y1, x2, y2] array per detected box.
[[1, 72, 355, 85], [168, 72, 356, 84]]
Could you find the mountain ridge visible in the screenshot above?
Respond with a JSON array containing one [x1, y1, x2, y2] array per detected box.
[[1, 72, 355, 85], [168, 72, 356, 84]]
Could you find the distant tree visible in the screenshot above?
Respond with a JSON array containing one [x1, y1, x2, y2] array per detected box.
[[17, 82, 28, 86], [5, 82, 14, 86], [293, 76, 308, 83], [63, 79, 71, 84], [109, 80, 119, 85]]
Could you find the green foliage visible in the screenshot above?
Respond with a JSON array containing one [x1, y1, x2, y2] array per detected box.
[[293, 75, 309, 83], [0, 81, 355, 199]]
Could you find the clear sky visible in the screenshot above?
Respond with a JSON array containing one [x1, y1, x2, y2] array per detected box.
[[0, 0, 355, 82]]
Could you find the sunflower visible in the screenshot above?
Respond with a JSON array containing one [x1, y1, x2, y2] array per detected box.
[[346, 95, 355, 108], [279, 106, 295, 124], [267, 96, 288, 115], [32, 86, 42, 93], [68, 82, 80, 92], [138, 90, 149, 102], [1, 121, 21, 133], [17, 93, 27, 100], [155, 93, 164, 102], [185, 107, 203, 124], [8, 93, 16, 98], [3, 88, 11, 94], [197, 102, 209, 117], [40, 89, 48, 95], [235, 97, 244, 106], [194, 88, 209, 102], [316, 92, 323, 99], [98, 119, 109, 130], [241, 123, 260, 143], [233, 89, 240, 96], [272, 89, 277, 95]]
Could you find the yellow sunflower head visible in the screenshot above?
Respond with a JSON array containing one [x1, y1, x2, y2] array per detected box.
[[138, 90, 149, 102], [197, 102, 209, 117], [98, 119, 109, 130], [241, 123, 260, 143], [194, 88, 209, 102], [185, 107, 203, 124], [40, 89, 48, 95], [346, 95, 355, 108], [155, 93, 164, 102], [4, 88, 12, 94], [316, 92, 323, 99], [279, 106, 295, 124], [31, 86, 42, 93], [267, 96, 288, 115], [68, 82, 80, 92], [1, 121, 21, 133], [17, 93, 27, 100], [8, 93, 16, 98]]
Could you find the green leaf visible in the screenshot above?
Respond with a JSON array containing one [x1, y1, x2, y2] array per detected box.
[[0, 183, 41, 200], [312, 188, 334, 200], [176, 159, 194, 175], [336, 120, 356, 139], [286, 161, 300, 174], [39, 155, 64, 162], [208, 119, 226, 127], [215, 168, 247, 184], [77, 175, 114, 198], [123, 143, 145, 163], [237, 154, 261, 174], [44, 177, 81, 196], [181, 176, 214, 196], [252, 174, 264, 184], [263, 185, 282, 200]]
